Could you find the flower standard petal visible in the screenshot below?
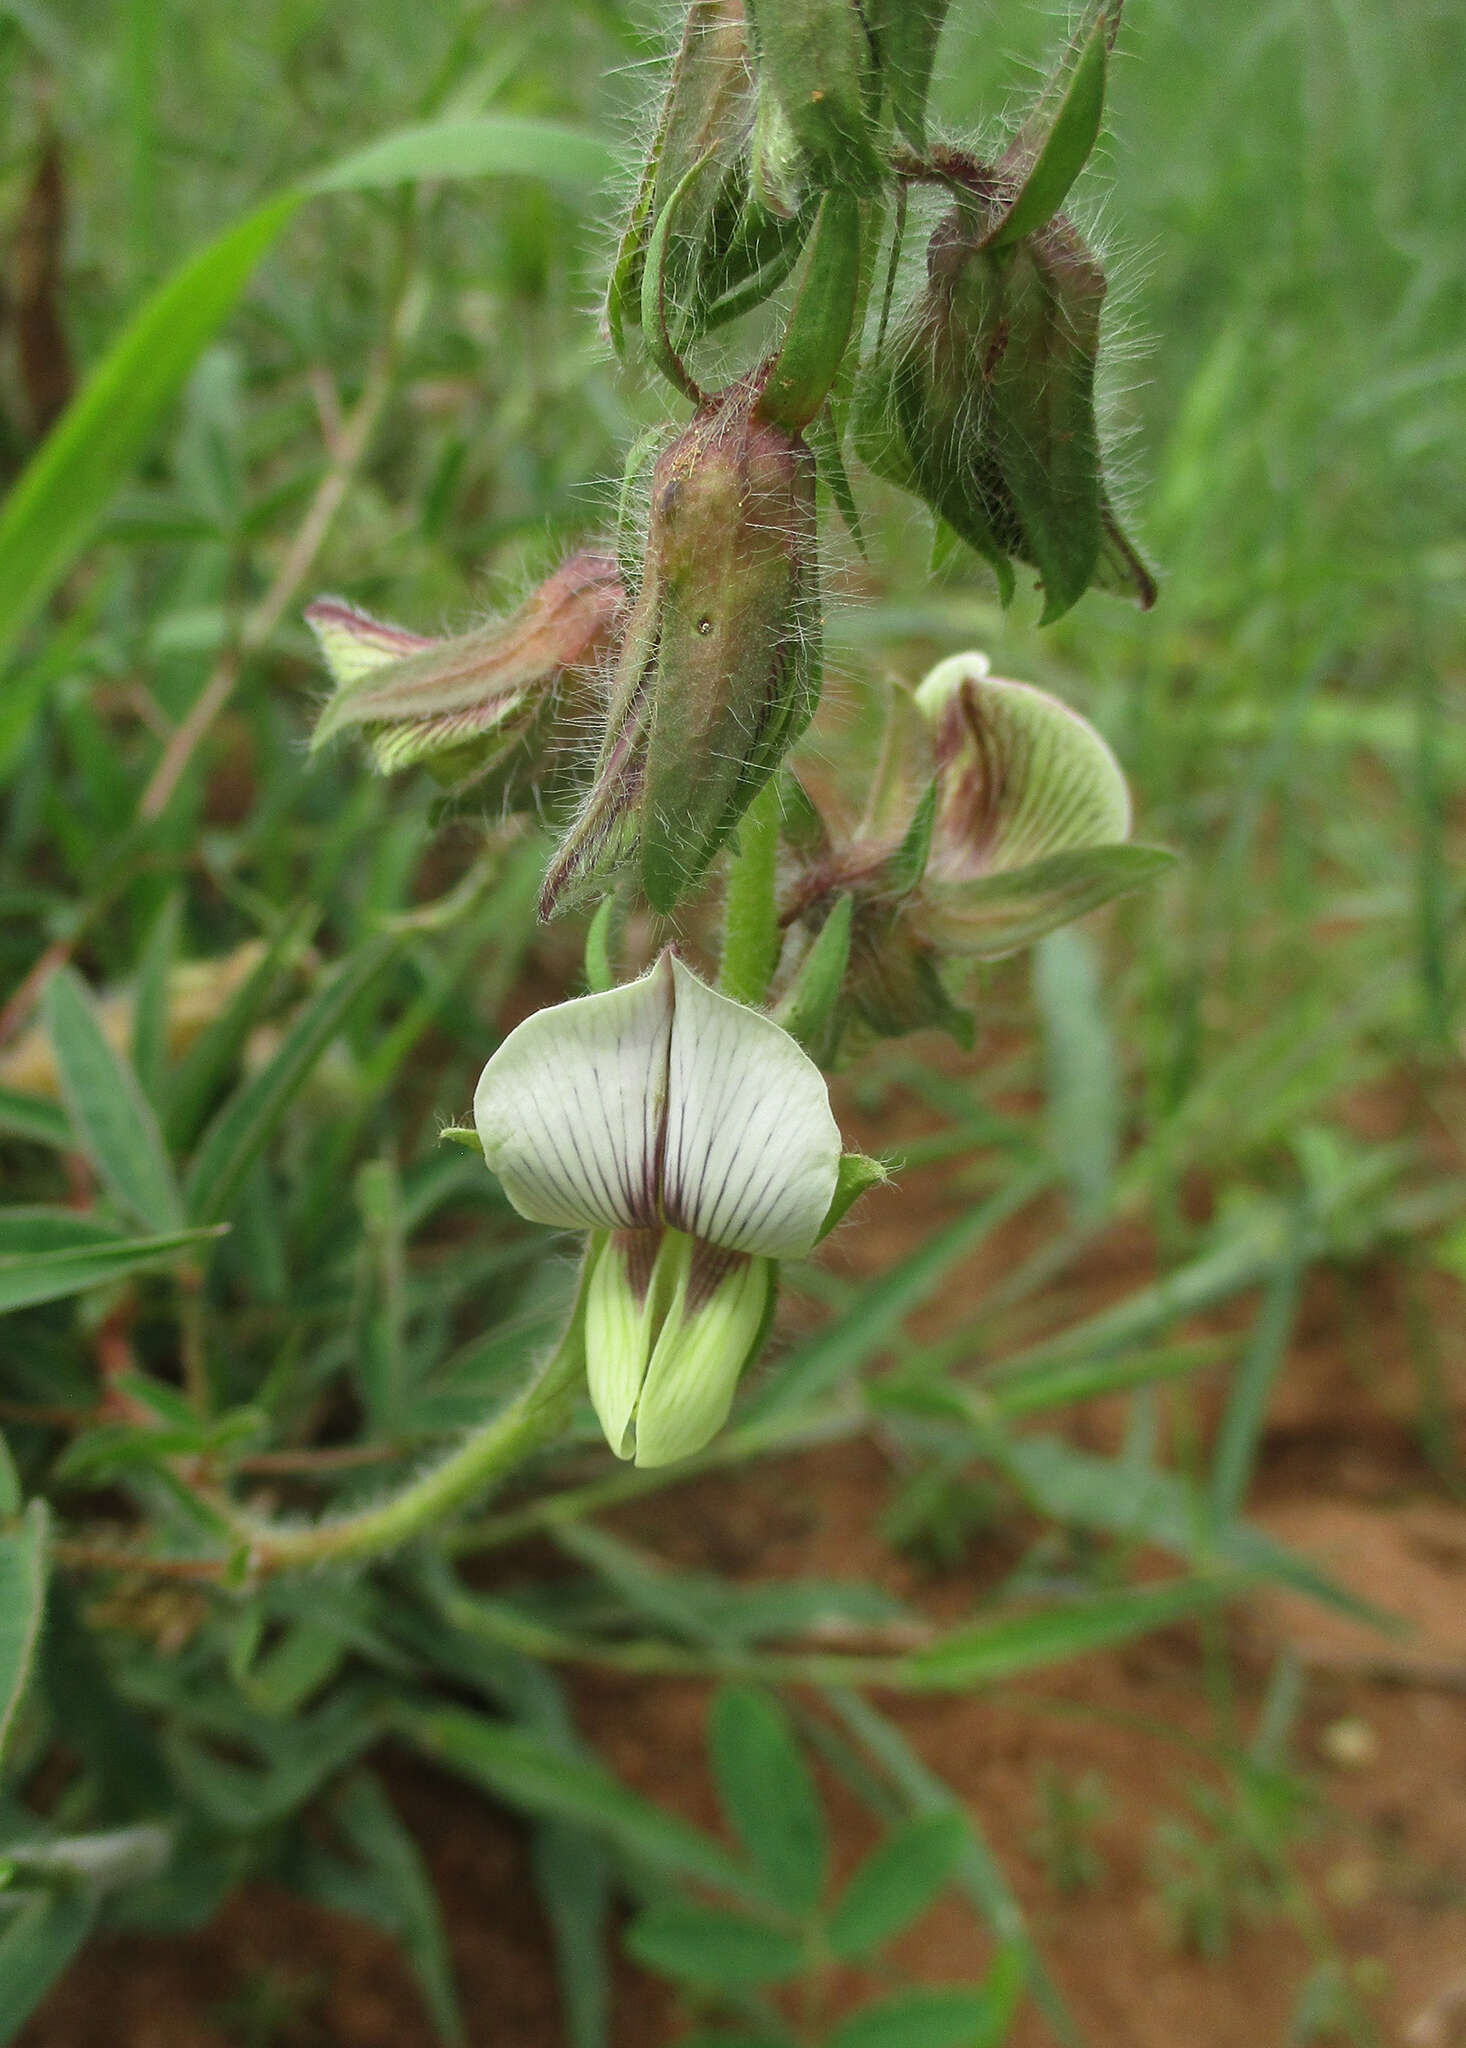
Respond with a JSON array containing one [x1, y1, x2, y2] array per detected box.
[[660, 954, 841, 1258], [916, 656, 1131, 881], [473, 955, 674, 1233]]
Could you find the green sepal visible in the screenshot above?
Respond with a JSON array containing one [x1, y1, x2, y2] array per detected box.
[[865, 0, 951, 149], [583, 895, 620, 995], [815, 1152, 888, 1243], [439, 1125, 484, 1152], [986, 5, 1112, 251], [774, 891, 852, 1060], [878, 778, 937, 898], [640, 149, 716, 402], [807, 404, 867, 556], [756, 188, 862, 434]]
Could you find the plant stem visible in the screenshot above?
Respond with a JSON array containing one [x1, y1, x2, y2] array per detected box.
[[232, 1300, 587, 1577], [719, 776, 783, 1006]]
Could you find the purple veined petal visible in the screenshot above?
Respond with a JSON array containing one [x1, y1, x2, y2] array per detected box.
[[916, 657, 1131, 882], [473, 955, 674, 1233], [659, 954, 841, 1259], [305, 599, 434, 687]]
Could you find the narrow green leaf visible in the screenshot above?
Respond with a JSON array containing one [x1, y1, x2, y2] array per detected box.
[[1208, 1251, 1303, 1523], [184, 936, 399, 1227], [775, 893, 853, 1060], [0, 1088, 69, 1149], [533, 1823, 611, 2048], [826, 1810, 964, 1960], [0, 1220, 224, 1313], [1034, 928, 1119, 1222], [0, 1500, 48, 1766], [131, 892, 182, 1112], [334, 1773, 465, 2047], [0, 191, 299, 679], [757, 187, 862, 434], [43, 966, 183, 1231], [624, 1903, 803, 1990], [719, 778, 782, 1008], [911, 1578, 1232, 1686], [0, 1892, 96, 2044], [397, 1707, 763, 1905], [710, 1687, 826, 1915], [311, 116, 616, 198]]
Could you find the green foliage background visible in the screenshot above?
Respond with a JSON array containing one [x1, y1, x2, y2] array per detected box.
[[0, 0, 1461, 2043]]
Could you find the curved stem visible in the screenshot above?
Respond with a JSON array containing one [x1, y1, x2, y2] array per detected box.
[[227, 1270, 590, 1579]]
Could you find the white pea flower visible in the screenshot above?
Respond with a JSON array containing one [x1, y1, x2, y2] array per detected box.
[[474, 952, 847, 1467]]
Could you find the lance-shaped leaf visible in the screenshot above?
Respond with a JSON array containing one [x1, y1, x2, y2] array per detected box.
[[308, 552, 621, 786]]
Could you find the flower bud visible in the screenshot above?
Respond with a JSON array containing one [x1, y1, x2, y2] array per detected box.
[[306, 552, 622, 804], [854, 196, 1154, 621], [608, 2, 815, 362], [543, 381, 819, 918]]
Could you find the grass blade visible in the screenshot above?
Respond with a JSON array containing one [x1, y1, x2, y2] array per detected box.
[[0, 1221, 225, 1313], [0, 1499, 48, 1766], [42, 966, 183, 1232], [911, 1578, 1234, 1687], [0, 192, 299, 678], [311, 116, 615, 197], [184, 936, 400, 1227]]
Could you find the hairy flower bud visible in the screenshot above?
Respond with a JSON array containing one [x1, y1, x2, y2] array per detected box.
[[608, 1, 816, 364], [856, 197, 1151, 623], [543, 380, 819, 919], [306, 552, 622, 806]]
